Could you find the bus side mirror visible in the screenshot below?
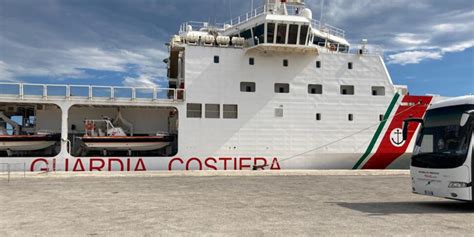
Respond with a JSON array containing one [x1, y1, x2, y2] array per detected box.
[[403, 118, 424, 141]]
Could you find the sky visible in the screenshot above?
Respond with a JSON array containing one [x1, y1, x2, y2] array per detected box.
[[0, 0, 473, 96]]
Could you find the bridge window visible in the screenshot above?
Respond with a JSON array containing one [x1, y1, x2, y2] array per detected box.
[[348, 62, 353, 69], [276, 24, 287, 44], [249, 57, 255, 65], [214, 56, 219, 64], [267, 23, 275, 43], [275, 83, 290, 93], [316, 113, 322, 121], [223, 104, 238, 119], [372, 86, 385, 96], [253, 24, 265, 45], [379, 114, 384, 122], [299, 25, 309, 45], [308, 84, 323, 94], [187, 103, 202, 118], [205, 104, 220, 119], [283, 59, 289, 67], [288, 24, 299, 45], [240, 29, 252, 40], [240, 82, 256, 92], [340, 85, 355, 95]]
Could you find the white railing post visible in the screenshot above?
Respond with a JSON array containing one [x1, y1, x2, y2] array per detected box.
[[110, 87, 115, 100], [88, 86, 92, 100], [173, 89, 177, 101], [66, 85, 70, 99], [153, 88, 157, 101], [131, 88, 136, 101], [43, 85, 47, 99], [19, 83, 24, 99]]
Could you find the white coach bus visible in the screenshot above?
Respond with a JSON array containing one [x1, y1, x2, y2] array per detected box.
[[404, 96, 474, 201]]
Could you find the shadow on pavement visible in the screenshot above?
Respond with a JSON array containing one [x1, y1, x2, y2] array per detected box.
[[332, 201, 474, 215]]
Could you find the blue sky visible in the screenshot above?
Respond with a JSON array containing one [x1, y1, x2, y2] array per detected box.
[[0, 0, 473, 96]]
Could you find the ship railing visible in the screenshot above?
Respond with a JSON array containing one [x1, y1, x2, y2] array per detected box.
[[0, 83, 186, 102], [179, 21, 226, 34], [311, 19, 345, 38], [349, 44, 385, 56], [180, 4, 346, 40]]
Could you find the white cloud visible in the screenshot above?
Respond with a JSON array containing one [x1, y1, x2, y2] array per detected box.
[[441, 40, 474, 53], [123, 74, 159, 87], [305, 0, 474, 65], [387, 51, 442, 65]]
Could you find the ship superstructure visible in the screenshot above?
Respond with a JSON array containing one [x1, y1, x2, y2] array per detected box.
[[0, 0, 436, 172]]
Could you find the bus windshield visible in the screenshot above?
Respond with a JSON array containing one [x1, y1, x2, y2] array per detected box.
[[412, 105, 474, 169]]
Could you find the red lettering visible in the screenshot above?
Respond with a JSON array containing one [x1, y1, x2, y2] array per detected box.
[[65, 158, 69, 172], [126, 159, 131, 171], [53, 158, 56, 171], [73, 159, 85, 172], [205, 157, 218, 170], [270, 157, 281, 170], [186, 157, 202, 170], [108, 158, 124, 171], [134, 159, 147, 172], [239, 157, 252, 170], [30, 158, 48, 172], [168, 157, 184, 170], [219, 157, 232, 170], [90, 159, 105, 171], [233, 158, 237, 170], [253, 157, 268, 170]]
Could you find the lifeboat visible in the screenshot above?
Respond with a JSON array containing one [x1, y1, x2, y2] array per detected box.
[[81, 135, 173, 151], [80, 117, 173, 152], [0, 134, 60, 151]]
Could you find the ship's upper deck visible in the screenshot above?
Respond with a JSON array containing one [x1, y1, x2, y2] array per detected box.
[[175, 1, 358, 54], [172, 0, 385, 57]]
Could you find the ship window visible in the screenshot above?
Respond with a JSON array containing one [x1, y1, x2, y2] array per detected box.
[[205, 104, 220, 119], [283, 59, 288, 67], [316, 61, 321, 68], [340, 85, 355, 95], [267, 23, 275, 43], [253, 24, 265, 45], [316, 113, 321, 121], [276, 24, 287, 44], [214, 56, 219, 64], [240, 29, 252, 40], [288, 24, 298, 45], [249, 57, 255, 65], [348, 114, 354, 121], [240, 82, 256, 92], [223, 104, 238, 119], [372, 86, 385, 96], [275, 83, 290, 93], [299, 25, 309, 45], [187, 103, 202, 118], [308, 84, 323, 94], [348, 62, 353, 69], [379, 114, 384, 122]]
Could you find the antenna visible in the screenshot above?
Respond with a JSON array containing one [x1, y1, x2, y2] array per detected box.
[[319, 0, 325, 24]]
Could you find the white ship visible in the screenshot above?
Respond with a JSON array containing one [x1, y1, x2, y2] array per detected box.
[[0, 0, 439, 172]]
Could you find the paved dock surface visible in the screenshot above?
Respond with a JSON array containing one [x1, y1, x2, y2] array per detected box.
[[0, 171, 473, 236]]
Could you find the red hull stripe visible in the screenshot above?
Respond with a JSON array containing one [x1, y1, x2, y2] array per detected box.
[[362, 95, 433, 169]]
